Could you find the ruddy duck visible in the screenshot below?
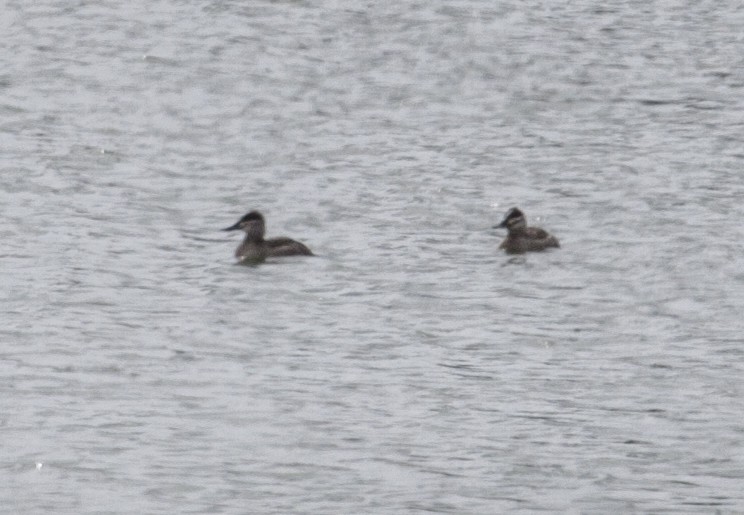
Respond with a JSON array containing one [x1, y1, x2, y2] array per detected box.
[[223, 210, 313, 262], [495, 207, 559, 254]]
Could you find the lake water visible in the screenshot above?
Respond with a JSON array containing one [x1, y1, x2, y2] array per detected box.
[[2, 0, 744, 513]]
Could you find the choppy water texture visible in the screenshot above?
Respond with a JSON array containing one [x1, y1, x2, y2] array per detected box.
[[3, 0, 744, 513]]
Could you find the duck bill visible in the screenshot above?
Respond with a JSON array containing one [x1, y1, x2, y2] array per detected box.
[[222, 222, 241, 231], [493, 221, 507, 229]]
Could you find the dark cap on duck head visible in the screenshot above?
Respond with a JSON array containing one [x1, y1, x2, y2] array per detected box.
[[494, 207, 524, 229], [223, 210, 265, 231]]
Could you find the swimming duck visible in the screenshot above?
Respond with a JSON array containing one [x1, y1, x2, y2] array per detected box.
[[495, 207, 559, 254], [223, 210, 313, 262]]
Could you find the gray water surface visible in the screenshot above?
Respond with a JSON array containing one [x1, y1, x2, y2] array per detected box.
[[2, 1, 744, 513]]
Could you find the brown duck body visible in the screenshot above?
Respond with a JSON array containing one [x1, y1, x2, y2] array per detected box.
[[499, 226, 560, 254], [496, 207, 559, 254], [235, 236, 313, 261]]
